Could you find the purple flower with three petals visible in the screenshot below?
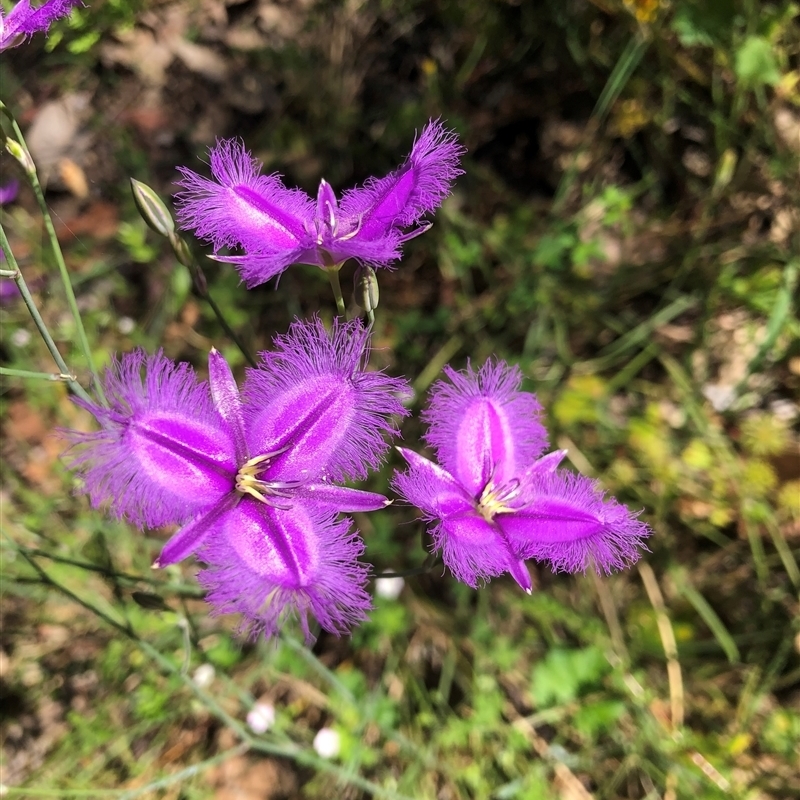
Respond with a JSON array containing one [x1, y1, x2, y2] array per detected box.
[[66, 318, 410, 639], [174, 120, 465, 287], [393, 361, 650, 592], [0, 0, 82, 50]]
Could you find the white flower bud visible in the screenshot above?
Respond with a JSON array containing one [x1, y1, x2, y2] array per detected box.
[[246, 702, 276, 735], [375, 576, 404, 600], [313, 727, 340, 759]]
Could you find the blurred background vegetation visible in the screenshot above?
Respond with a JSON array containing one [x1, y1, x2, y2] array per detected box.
[[1, 0, 799, 797]]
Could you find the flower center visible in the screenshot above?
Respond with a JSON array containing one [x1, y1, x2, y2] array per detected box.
[[476, 478, 520, 522], [234, 449, 303, 509]]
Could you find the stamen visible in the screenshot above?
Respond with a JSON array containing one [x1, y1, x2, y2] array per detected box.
[[235, 447, 300, 509], [476, 478, 520, 522]]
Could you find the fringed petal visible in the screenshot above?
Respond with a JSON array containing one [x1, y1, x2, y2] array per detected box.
[[434, 515, 511, 588], [339, 120, 465, 241], [198, 500, 371, 641], [497, 471, 651, 574], [175, 139, 315, 287], [64, 350, 236, 528], [244, 317, 409, 482], [1, 0, 81, 49], [424, 360, 548, 497]]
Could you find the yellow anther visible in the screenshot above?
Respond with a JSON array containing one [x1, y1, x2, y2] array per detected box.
[[476, 480, 519, 522]]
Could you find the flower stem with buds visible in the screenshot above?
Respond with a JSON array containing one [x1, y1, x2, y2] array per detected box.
[[2, 103, 106, 405]]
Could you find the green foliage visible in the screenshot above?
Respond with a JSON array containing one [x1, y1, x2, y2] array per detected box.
[[531, 647, 610, 707], [735, 37, 782, 87]]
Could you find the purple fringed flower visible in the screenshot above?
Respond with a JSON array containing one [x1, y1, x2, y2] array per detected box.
[[66, 318, 410, 639], [175, 120, 465, 287], [392, 361, 650, 592], [0, 0, 82, 51]]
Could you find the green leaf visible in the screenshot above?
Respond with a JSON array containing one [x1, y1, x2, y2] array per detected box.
[[735, 37, 781, 87], [573, 699, 626, 738], [531, 646, 609, 707]]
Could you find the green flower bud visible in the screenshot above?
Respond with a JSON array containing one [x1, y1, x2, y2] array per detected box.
[[130, 178, 175, 237], [168, 232, 195, 269], [353, 264, 379, 314], [5, 138, 35, 175]]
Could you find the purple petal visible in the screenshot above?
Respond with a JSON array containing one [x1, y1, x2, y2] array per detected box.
[[339, 120, 465, 241], [0, 180, 19, 205], [525, 449, 567, 475], [434, 514, 511, 588], [208, 348, 248, 465], [506, 557, 533, 594], [64, 350, 236, 528], [155, 493, 239, 568], [315, 179, 339, 239], [1, 0, 81, 49], [393, 448, 512, 587], [298, 482, 390, 513], [0, 279, 21, 303], [423, 360, 548, 497], [392, 448, 474, 519], [175, 139, 315, 286], [198, 500, 371, 640], [316, 228, 403, 270], [244, 317, 409, 482], [497, 471, 650, 574]]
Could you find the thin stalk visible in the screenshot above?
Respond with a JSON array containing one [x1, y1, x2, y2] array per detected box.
[[326, 265, 346, 316], [190, 257, 257, 367], [15, 542, 413, 800], [3, 107, 106, 405], [16, 546, 204, 596], [374, 555, 440, 580], [0, 227, 92, 403], [0, 366, 78, 382]]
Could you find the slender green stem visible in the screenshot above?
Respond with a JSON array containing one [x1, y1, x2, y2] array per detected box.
[[0, 225, 93, 403], [0, 267, 18, 277], [3, 108, 106, 405], [0, 365, 78, 382], [13, 542, 413, 800], [192, 257, 257, 367], [121, 743, 250, 800], [16, 546, 204, 596], [326, 265, 346, 316], [282, 634, 357, 704], [374, 556, 440, 580]]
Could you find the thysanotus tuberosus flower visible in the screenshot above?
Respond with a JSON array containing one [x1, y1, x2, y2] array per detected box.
[[0, 0, 82, 50], [175, 120, 465, 287], [65, 318, 410, 638], [393, 361, 650, 592]]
